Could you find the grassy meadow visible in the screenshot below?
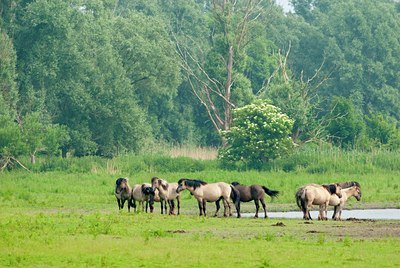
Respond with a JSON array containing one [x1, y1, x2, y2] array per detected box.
[[1, 147, 400, 267]]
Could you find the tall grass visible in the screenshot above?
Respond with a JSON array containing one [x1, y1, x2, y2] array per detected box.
[[8, 145, 400, 175]]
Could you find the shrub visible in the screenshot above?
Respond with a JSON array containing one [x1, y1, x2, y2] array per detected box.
[[219, 100, 294, 169]]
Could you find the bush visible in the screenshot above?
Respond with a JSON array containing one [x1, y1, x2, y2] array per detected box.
[[219, 100, 294, 169]]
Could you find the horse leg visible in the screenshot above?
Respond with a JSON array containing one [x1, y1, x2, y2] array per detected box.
[[202, 200, 207, 216], [254, 199, 260, 218], [318, 205, 323, 220], [332, 206, 337, 219], [177, 196, 181, 215], [260, 198, 267, 218], [132, 199, 137, 212], [223, 198, 230, 217], [214, 199, 221, 217], [117, 198, 121, 210], [169, 200, 176, 215], [198, 200, 203, 216]]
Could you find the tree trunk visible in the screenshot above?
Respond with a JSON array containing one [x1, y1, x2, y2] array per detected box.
[[224, 45, 233, 132], [30, 153, 36, 164]]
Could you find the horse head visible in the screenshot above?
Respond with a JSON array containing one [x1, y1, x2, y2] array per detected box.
[[354, 186, 362, 201], [176, 178, 188, 193], [141, 184, 155, 196], [151, 177, 168, 191], [115, 177, 129, 193]]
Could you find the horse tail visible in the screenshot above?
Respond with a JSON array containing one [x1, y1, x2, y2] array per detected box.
[[262, 186, 279, 198], [296, 188, 308, 215], [230, 185, 241, 217], [295, 188, 303, 209], [230, 185, 240, 204]]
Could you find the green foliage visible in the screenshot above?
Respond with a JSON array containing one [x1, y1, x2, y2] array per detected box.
[[219, 101, 294, 168], [326, 97, 364, 148], [365, 114, 400, 150]]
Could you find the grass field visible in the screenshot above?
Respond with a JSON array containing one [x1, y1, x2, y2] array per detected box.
[[0, 169, 399, 267]]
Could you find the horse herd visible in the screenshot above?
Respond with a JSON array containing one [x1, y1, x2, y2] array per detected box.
[[115, 177, 362, 221]]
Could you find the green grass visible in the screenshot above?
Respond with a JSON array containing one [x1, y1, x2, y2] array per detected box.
[[0, 211, 399, 267], [0, 168, 399, 267]]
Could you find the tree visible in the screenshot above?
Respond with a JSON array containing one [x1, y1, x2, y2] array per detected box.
[[219, 100, 294, 169], [292, 0, 400, 121], [176, 0, 269, 141], [13, 0, 151, 157], [111, 11, 181, 140], [326, 97, 364, 148]]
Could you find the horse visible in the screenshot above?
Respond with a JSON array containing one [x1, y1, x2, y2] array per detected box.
[[295, 183, 342, 220], [151, 177, 181, 215], [176, 178, 240, 218], [131, 183, 154, 213], [231, 181, 279, 218], [115, 177, 133, 212], [330, 183, 362, 220]]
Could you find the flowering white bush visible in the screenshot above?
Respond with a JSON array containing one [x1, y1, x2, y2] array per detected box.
[[219, 100, 294, 168]]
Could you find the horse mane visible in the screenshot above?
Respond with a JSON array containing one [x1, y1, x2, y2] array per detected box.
[[116, 177, 128, 185], [337, 181, 361, 189], [231, 181, 241, 186], [323, 184, 337, 194], [178, 178, 207, 189], [141, 184, 154, 195]]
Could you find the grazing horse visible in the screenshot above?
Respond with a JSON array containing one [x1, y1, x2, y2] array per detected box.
[[295, 183, 342, 220], [176, 178, 240, 218], [131, 183, 154, 213], [115, 177, 133, 212], [330, 183, 362, 220], [231, 181, 279, 218], [151, 177, 181, 215]]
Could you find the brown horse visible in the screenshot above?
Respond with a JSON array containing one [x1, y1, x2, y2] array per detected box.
[[131, 183, 154, 213], [231, 181, 279, 218], [115, 177, 133, 212], [330, 183, 362, 220], [151, 177, 181, 215], [176, 178, 240, 217], [295, 183, 342, 220]]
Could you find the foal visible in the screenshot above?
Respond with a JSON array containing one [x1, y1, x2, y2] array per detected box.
[[115, 177, 133, 212], [231, 181, 279, 218], [151, 177, 181, 215]]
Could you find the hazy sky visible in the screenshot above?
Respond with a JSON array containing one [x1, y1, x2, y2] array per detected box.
[[276, 0, 294, 13]]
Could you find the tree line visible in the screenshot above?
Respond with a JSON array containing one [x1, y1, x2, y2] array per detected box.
[[1, 0, 400, 168]]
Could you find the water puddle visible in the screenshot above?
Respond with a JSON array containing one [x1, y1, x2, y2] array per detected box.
[[240, 209, 400, 220]]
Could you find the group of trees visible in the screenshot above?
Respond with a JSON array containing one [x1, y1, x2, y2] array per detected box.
[[1, 0, 400, 168]]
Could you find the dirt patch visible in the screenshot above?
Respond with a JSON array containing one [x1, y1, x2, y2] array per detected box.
[[167, 230, 187, 234], [346, 217, 376, 222], [272, 222, 285, 227], [302, 221, 400, 239]]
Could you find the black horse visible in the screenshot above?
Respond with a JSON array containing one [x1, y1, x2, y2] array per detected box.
[[232, 181, 279, 218]]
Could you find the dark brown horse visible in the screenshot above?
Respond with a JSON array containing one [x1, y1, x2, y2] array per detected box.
[[115, 177, 133, 212], [231, 181, 279, 218]]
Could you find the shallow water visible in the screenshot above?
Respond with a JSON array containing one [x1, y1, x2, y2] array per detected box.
[[240, 209, 400, 220]]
